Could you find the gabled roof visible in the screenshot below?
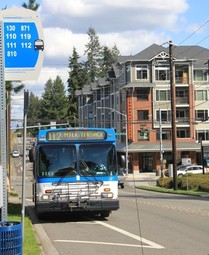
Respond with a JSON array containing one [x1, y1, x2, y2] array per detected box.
[[97, 77, 110, 87], [117, 43, 209, 68], [133, 43, 168, 61]]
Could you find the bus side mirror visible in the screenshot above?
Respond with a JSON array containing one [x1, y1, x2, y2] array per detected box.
[[29, 148, 34, 162]]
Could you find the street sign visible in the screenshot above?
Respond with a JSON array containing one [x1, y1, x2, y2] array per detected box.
[[1, 8, 44, 80], [116, 132, 126, 135], [0, 8, 44, 221]]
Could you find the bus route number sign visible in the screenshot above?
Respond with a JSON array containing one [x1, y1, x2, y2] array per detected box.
[[4, 22, 43, 68], [46, 130, 107, 141], [1, 8, 44, 81]]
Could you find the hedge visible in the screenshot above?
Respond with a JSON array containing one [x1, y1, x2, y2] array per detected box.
[[157, 173, 209, 192]]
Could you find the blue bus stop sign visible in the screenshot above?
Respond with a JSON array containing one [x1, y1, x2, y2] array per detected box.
[[1, 8, 44, 81]]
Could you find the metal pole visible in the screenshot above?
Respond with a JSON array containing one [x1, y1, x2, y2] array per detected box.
[[21, 90, 29, 243], [159, 107, 163, 176], [98, 106, 128, 175], [201, 139, 205, 174], [125, 115, 128, 175], [169, 41, 178, 190], [0, 21, 8, 221]]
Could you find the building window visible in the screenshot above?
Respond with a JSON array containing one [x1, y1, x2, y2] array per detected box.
[[176, 89, 188, 98], [195, 110, 208, 121], [194, 70, 207, 81], [138, 130, 149, 140], [97, 91, 101, 100], [175, 65, 188, 84], [156, 90, 171, 101], [136, 88, 149, 100], [195, 90, 207, 101], [176, 109, 189, 123], [156, 110, 171, 122], [196, 130, 209, 141], [156, 130, 171, 140], [155, 65, 169, 80], [177, 128, 190, 138], [135, 65, 148, 80], [138, 110, 149, 120]]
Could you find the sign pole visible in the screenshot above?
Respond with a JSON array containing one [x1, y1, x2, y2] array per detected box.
[[21, 90, 29, 243], [0, 21, 8, 221], [0, 8, 44, 221]]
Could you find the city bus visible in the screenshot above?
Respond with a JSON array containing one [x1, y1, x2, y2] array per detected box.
[[29, 127, 119, 218]]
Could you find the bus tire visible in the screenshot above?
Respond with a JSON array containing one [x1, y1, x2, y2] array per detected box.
[[100, 211, 111, 218]]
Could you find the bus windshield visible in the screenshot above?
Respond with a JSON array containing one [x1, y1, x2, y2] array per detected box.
[[78, 144, 117, 176], [38, 145, 77, 177], [37, 143, 117, 177]]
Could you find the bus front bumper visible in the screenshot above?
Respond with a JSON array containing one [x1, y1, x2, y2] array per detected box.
[[35, 199, 119, 213]]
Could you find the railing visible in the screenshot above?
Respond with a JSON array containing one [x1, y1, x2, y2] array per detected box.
[[176, 97, 189, 104]]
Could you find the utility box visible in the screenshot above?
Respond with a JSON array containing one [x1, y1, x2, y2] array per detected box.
[[168, 164, 173, 177]]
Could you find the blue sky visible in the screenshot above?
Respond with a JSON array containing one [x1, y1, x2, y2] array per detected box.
[[2, 0, 209, 121]]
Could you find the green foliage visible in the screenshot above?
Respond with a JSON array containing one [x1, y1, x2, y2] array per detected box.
[[26, 76, 69, 132], [84, 27, 103, 82], [67, 27, 120, 122], [157, 174, 209, 192], [67, 47, 88, 124], [40, 76, 69, 123], [100, 44, 120, 77], [22, 0, 40, 10]]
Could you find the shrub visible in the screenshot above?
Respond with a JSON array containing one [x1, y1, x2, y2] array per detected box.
[[157, 174, 209, 192], [157, 177, 173, 188]]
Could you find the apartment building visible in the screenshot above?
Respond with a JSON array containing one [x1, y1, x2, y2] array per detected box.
[[75, 43, 209, 173]]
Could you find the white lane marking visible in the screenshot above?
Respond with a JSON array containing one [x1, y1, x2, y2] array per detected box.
[[55, 221, 164, 249], [54, 239, 159, 248], [95, 220, 164, 249]]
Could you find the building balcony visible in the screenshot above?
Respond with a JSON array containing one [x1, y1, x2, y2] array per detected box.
[[176, 97, 189, 105]]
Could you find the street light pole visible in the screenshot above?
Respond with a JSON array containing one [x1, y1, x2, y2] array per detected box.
[[98, 107, 129, 175]]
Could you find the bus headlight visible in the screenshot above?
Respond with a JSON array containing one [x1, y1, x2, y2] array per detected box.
[[101, 192, 113, 198], [42, 195, 50, 200]]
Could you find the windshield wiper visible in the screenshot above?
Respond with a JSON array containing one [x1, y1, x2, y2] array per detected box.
[[54, 167, 76, 186]]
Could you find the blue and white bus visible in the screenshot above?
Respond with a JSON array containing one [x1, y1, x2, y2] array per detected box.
[[29, 127, 119, 218]]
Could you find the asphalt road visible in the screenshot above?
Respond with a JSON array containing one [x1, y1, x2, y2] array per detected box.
[[10, 160, 209, 255]]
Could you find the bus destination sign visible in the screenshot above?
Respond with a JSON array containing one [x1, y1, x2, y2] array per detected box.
[[46, 130, 107, 141]]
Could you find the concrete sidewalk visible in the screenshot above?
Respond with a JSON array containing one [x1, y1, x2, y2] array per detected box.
[[126, 172, 160, 187]]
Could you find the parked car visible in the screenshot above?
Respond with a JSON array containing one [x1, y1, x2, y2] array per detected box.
[[11, 150, 20, 158], [118, 168, 126, 188], [165, 164, 192, 177], [177, 164, 204, 176]]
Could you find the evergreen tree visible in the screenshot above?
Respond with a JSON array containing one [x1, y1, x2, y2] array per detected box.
[[67, 47, 87, 125], [27, 92, 41, 126], [100, 44, 120, 77], [22, 0, 40, 10], [39, 76, 68, 123], [27, 92, 42, 136], [84, 27, 103, 82], [67, 27, 120, 126]]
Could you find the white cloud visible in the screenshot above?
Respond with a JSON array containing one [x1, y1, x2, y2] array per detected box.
[[11, 0, 192, 118], [40, 0, 189, 32], [24, 66, 69, 97]]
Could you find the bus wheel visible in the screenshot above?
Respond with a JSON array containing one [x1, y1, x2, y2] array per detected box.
[[100, 211, 110, 218]]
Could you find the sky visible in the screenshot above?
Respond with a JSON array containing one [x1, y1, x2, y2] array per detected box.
[[1, 0, 209, 122]]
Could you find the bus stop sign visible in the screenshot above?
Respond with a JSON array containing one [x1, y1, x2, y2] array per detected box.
[[1, 8, 44, 80]]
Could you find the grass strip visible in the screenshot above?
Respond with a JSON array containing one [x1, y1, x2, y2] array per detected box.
[[7, 200, 42, 255], [136, 185, 208, 196]]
